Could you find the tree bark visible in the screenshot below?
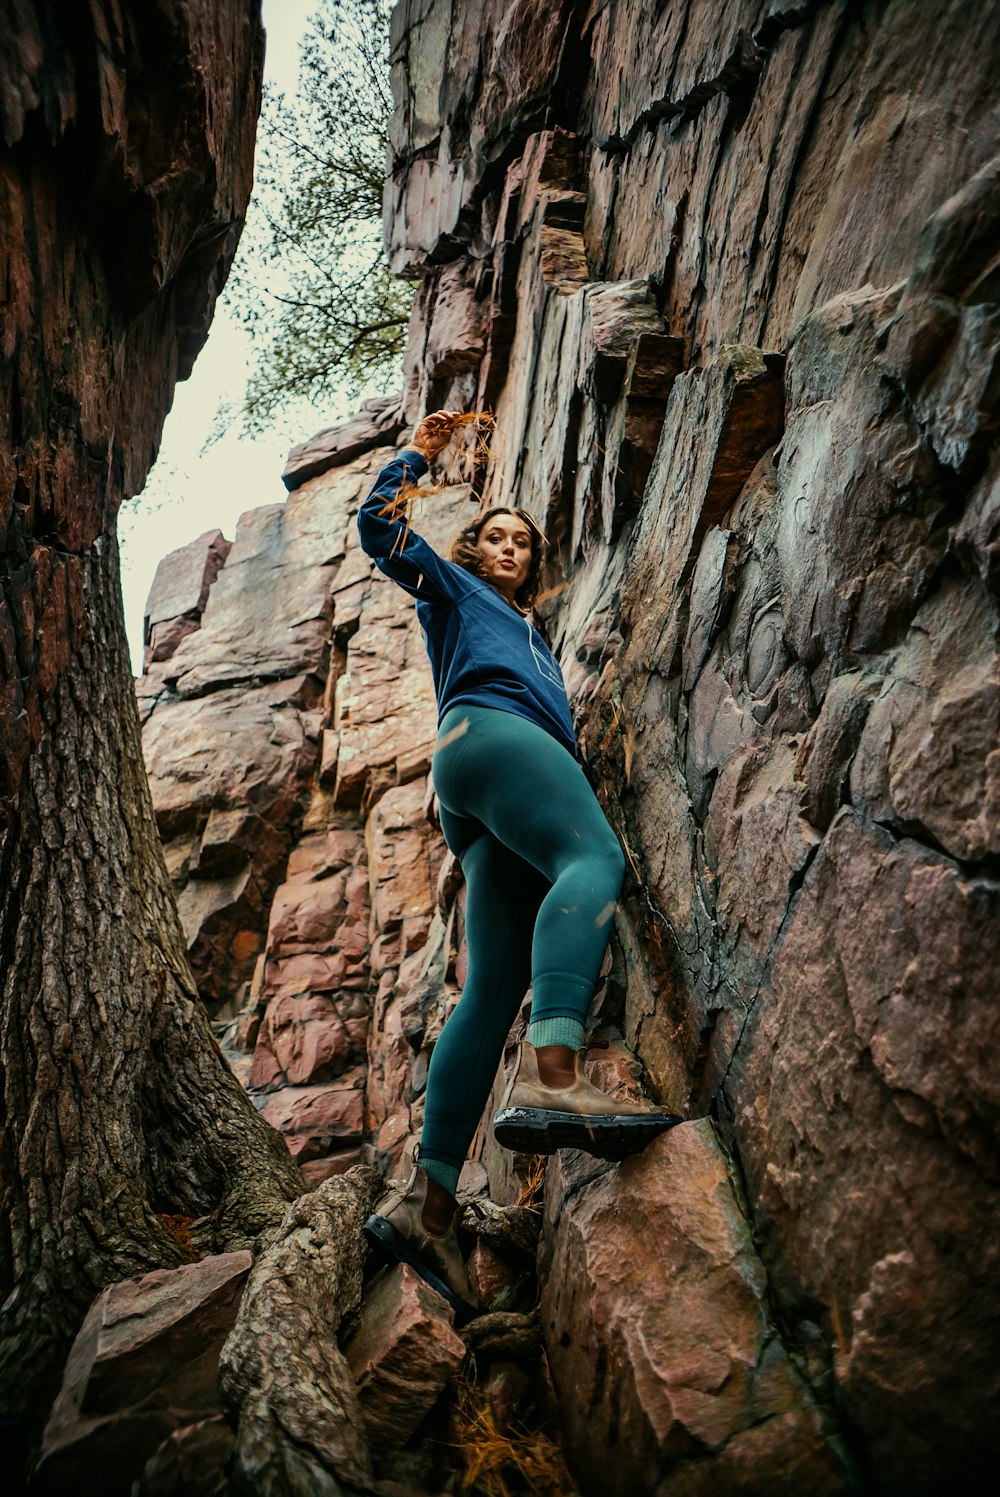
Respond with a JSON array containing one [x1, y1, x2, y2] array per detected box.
[[0, 534, 301, 1428]]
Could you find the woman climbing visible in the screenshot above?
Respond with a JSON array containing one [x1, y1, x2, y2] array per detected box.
[[358, 410, 680, 1319]]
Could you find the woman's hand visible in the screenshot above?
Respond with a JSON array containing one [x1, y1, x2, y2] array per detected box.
[[411, 409, 458, 460]]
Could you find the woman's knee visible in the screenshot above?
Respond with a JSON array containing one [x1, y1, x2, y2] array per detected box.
[[563, 838, 625, 907], [596, 833, 626, 896]]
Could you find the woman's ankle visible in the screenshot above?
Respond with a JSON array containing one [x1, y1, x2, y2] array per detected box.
[[527, 1016, 585, 1051]]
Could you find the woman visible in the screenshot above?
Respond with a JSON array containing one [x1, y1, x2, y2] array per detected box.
[[358, 410, 679, 1318]]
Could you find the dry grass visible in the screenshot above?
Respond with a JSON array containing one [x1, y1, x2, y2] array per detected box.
[[450, 1376, 579, 1497], [620, 835, 642, 884], [532, 582, 569, 608], [378, 409, 497, 554], [447, 408, 497, 478], [515, 1155, 547, 1210]]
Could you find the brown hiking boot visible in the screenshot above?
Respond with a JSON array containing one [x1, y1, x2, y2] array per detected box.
[[493, 1040, 682, 1159], [362, 1159, 480, 1324]]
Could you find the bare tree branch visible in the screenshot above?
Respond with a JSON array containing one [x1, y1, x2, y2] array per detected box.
[[223, 0, 408, 435]]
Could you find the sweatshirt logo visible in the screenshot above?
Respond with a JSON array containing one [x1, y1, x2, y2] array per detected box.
[[526, 618, 562, 686]]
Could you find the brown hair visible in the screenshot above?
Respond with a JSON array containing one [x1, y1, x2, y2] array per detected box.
[[449, 507, 549, 612]]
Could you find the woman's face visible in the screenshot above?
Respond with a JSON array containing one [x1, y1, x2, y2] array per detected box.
[[475, 512, 532, 600]]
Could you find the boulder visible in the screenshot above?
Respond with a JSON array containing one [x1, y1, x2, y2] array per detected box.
[[345, 1264, 466, 1448], [539, 1123, 846, 1495], [36, 1253, 251, 1496], [282, 394, 405, 491], [133, 1416, 234, 1497]]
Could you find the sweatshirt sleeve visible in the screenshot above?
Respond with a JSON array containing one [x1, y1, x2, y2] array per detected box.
[[357, 449, 474, 603]]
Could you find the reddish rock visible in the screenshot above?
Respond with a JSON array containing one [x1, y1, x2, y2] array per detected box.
[[482, 1360, 534, 1434], [251, 991, 355, 1088], [142, 530, 232, 669], [36, 1253, 251, 1495], [261, 1074, 365, 1162], [365, 913, 463, 1173], [662, 1409, 851, 1497], [266, 835, 369, 958], [345, 1264, 466, 1447], [282, 394, 405, 490], [467, 1240, 520, 1310], [456, 1158, 490, 1204], [136, 454, 391, 1010], [375, 1109, 414, 1165], [299, 1150, 364, 1189], [140, 676, 319, 1007], [731, 810, 1000, 1487], [244, 823, 372, 1125], [157, 480, 346, 699], [583, 1035, 645, 1102], [366, 782, 437, 957], [539, 1123, 846, 1495], [134, 1416, 234, 1497]]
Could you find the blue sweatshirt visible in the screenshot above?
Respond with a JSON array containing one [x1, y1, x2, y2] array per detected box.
[[357, 449, 579, 760]]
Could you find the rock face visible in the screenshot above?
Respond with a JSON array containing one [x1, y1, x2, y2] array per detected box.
[[134, 1, 1000, 1492], [282, 392, 405, 489], [138, 455, 471, 1184], [143, 531, 233, 668], [0, 0, 264, 828], [539, 1125, 843, 1495]]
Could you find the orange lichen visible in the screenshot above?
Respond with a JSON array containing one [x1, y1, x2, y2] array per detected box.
[[157, 1212, 200, 1263]]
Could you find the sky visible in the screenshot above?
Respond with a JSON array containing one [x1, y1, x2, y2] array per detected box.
[[118, 0, 370, 669]]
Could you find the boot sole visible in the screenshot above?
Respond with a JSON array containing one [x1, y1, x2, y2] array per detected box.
[[493, 1105, 683, 1159], [362, 1213, 479, 1325]]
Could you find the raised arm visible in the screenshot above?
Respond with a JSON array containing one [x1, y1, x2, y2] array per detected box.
[[357, 413, 472, 603]]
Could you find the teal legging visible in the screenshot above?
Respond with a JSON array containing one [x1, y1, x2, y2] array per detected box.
[[419, 705, 625, 1171]]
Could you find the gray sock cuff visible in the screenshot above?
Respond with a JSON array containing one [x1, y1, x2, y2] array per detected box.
[[528, 1017, 585, 1051], [418, 1153, 461, 1196]]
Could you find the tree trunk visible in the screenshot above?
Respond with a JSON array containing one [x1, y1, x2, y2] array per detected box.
[[0, 534, 301, 1429]]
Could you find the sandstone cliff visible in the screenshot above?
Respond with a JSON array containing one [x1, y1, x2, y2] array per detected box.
[[131, 1, 999, 1491]]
